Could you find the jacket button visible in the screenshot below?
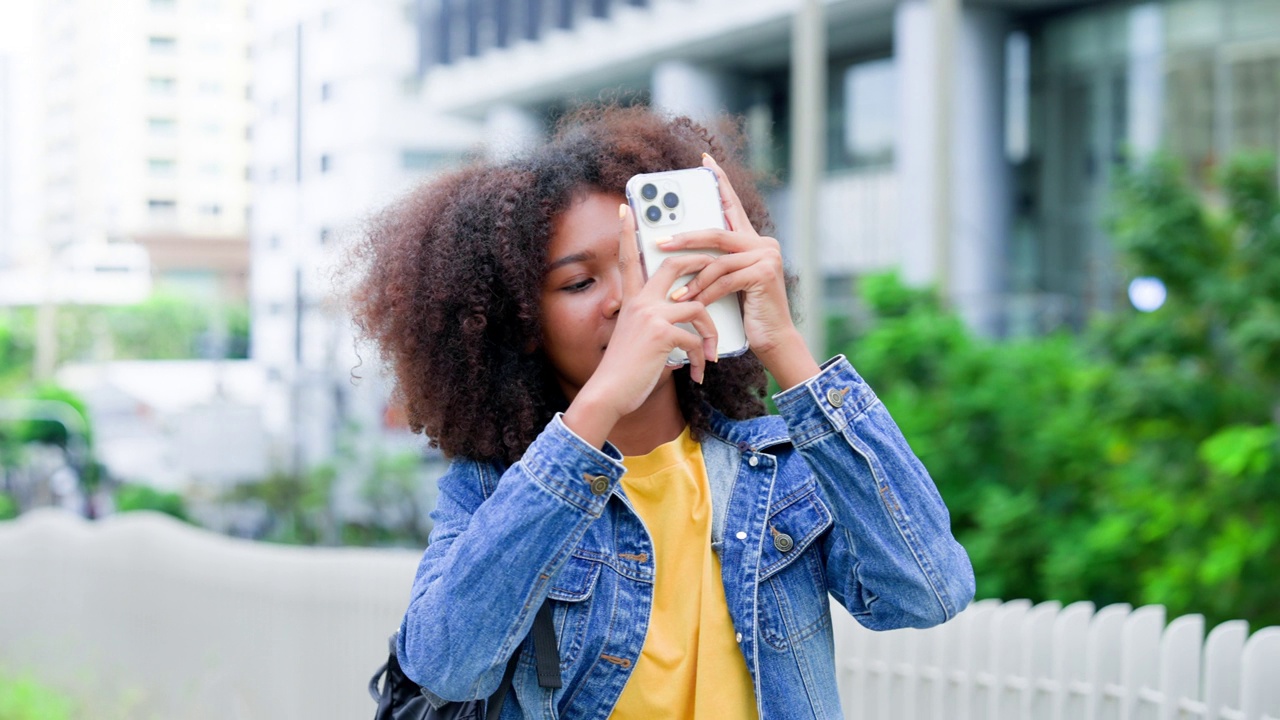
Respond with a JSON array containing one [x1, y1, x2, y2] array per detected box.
[[748, 455, 759, 467], [588, 475, 610, 495], [826, 388, 845, 408], [774, 533, 794, 552]]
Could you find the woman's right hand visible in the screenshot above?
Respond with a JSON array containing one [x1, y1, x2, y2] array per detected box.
[[562, 204, 718, 446]]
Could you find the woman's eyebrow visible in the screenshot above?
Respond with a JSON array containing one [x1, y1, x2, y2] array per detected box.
[[547, 250, 595, 272]]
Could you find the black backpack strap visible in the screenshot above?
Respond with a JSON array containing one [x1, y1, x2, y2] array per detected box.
[[531, 602, 562, 689], [485, 601, 563, 719], [485, 642, 523, 720]]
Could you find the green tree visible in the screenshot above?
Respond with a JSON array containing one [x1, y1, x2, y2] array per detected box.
[[828, 155, 1280, 628]]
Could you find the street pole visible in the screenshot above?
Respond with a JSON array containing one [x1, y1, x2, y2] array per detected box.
[[790, 0, 826, 357], [932, 0, 959, 299]]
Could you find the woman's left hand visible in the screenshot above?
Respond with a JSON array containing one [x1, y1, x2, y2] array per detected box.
[[663, 154, 819, 388]]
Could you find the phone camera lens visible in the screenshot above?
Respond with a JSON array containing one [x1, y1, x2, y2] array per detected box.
[[641, 183, 658, 201], [645, 205, 662, 223], [662, 192, 679, 209]]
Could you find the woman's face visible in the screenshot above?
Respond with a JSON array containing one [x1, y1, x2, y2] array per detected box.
[[540, 191, 639, 399]]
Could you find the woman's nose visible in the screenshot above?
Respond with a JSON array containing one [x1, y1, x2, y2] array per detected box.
[[602, 273, 623, 318]]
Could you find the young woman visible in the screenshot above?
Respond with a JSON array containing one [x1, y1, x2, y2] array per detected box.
[[350, 105, 974, 719]]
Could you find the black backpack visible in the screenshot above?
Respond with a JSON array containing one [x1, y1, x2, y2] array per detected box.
[[370, 603, 561, 720]]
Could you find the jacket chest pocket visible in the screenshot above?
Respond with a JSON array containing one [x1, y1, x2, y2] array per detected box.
[[546, 553, 603, 668], [757, 488, 833, 651]]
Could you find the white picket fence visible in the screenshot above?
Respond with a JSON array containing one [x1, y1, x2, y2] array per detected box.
[[1, 509, 1277, 719], [833, 598, 1280, 720]]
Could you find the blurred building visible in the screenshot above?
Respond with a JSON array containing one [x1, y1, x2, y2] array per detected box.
[[411, 0, 1280, 335], [0, 4, 46, 273], [0, 52, 14, 268], [247, 0, 480, 471], [35, 0, 252, 301]]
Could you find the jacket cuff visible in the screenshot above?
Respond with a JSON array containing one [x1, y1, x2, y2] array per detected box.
[[518, 413, 626, 516], [772, 355, 879, 446]]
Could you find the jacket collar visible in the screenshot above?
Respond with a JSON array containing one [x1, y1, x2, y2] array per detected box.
[[704, 407, 793, 453]]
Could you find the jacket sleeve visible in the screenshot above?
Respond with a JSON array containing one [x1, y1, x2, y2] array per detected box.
[[396, 413, 625, 701], [772, 354, 975, 630]]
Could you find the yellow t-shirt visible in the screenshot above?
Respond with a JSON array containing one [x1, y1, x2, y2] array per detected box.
[[610, 427, 758, 720]]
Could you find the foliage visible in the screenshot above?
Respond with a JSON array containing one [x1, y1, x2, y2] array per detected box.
[[0, 672, 76, 720], [114, 483, 190, 522], [223, 436, 435, 548], [829, 154, 1280, 629], [0, 492, 16, 521], [5, 292, 251, 366], [343, 450, 433, 547], [224, 464, 338, 545]]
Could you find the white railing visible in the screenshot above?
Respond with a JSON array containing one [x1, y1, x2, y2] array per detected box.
[[833, 598, 1279, 720], [2, 510, 1277, 720]]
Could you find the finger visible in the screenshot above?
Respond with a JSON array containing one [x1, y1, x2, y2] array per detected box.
[[617, 203, 644, 300], [644, 253, 715, 300], [663, 301, 719, 362], [668, 326, 708, 383], [702, 153, 753, 234], [677, 250, 769, 302], [690, 265, 776, 308], [658, 228, 772, 255]]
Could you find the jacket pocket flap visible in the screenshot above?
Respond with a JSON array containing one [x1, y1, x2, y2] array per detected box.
[[758, 488, 833, 582], [547, 554, 602, 603]]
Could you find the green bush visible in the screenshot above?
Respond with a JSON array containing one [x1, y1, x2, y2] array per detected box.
[[114, 484, 190, 522], [0, 492, 17, 521], [0, 673, 76, 720], [829, 153, 1280, 629]]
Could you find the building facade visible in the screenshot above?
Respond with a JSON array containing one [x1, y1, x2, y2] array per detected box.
[[36, 0, 252, 301], [411, 0, 1280, 335], [247, 0, 479, 471]]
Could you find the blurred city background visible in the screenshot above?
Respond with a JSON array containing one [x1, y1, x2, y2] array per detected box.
[[1, 0, 1278, 717]]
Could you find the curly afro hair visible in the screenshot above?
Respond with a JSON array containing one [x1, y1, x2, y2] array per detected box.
[[348, 104, 780, 463]]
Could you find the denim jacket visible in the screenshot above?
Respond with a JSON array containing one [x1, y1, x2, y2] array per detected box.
[[398, 356, 975, 719]]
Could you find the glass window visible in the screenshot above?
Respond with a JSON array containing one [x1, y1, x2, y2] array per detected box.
[[148, 158, 177, 176], [1229, 53, 1280, 156], [1163, 50, 1217, 182], [149, 76, 177, 95], [148, 117, 178, 136], [149, 36, 178, 54], [1165, 0, 1224, 48], [401, 149, 454, 171], [1230, 0, 1280, 39], [832, 57, 896, 170]]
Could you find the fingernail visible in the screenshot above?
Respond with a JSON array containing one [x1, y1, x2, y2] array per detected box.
[[618, 204, 627, 219], [703, 152, 717, 165], [711, 347, 719, 362], [655, 236, 674, 247], [669, 286, 689, 301]]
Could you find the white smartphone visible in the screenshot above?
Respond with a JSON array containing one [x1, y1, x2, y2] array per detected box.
[[625, 167, 749, 366]]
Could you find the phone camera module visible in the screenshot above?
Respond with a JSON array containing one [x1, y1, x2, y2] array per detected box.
[[662, 192, 679, 209], [641, 183, 658, 201], [645, 205, 662, 223]]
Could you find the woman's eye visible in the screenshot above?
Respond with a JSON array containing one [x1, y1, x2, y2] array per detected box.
[[563, 279, 594, 293]]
